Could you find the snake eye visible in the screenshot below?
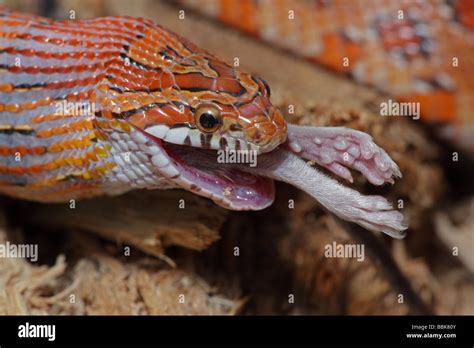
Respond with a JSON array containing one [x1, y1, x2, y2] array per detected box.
[[195, 105, 222, 133]]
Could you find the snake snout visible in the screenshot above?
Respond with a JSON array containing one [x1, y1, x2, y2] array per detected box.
[[244, 107, 287, 153]]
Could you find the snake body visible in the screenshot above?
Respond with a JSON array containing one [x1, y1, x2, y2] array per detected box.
[[0, 8, 407, 237]]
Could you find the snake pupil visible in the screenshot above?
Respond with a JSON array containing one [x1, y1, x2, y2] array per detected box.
[[199, 112, 218, 129], [195, 104, 221, 132]]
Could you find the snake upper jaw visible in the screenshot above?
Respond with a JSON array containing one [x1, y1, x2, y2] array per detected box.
[[143, 124, 264, 154]]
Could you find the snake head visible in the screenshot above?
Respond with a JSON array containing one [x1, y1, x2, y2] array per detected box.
[[187, 74, 287, 155], [111, 27, 288, 210], [120, 32, 287, 155]]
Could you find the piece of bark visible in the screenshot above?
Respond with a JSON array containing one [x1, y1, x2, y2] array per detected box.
[[13, 190, 227, 262]]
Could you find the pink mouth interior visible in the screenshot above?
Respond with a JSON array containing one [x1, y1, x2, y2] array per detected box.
[[160, 142, 275, 210]]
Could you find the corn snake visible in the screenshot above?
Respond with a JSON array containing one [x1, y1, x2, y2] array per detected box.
[[0, 7, 407, 237]]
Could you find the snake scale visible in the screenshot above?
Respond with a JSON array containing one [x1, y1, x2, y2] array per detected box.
[[0, 6, 408, 238]]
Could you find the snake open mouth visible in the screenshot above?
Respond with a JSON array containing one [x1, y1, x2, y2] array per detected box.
[[161, 142, 275, 210], [138, 130, 275, 210]]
